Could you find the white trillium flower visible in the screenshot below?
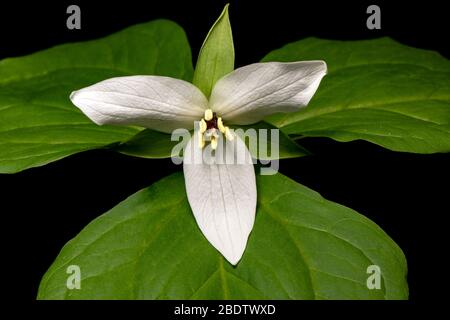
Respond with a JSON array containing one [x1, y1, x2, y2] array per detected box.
[[70, 61, 327, 265]]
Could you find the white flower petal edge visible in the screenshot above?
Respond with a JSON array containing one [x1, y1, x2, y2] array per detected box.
[[70, 75, 208, 133], [209, 61, 327, 124], [183, 135, 256, 265]]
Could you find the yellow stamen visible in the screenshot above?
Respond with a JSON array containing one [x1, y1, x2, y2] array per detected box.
[[217, 117, 226, 133], [225, 127, 234, 141], [211, 136, 218, 150], [198, 130, 205, 149], [199, 119, 207, 133], [197, 112, 234, 149], [204, 109, 213, 121]]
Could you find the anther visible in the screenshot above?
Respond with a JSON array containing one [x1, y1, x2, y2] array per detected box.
[[198, 130, 205, 149], [199, 119, 207, 133], [217, 117, 226, 133], [211, 136, 218, 150], [204, 109, 213, 121], [225, 127, 234, 141]]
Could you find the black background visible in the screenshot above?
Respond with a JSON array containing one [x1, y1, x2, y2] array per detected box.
[[1, 0, 448, 312]]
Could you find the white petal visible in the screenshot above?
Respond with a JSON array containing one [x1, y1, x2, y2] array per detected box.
[[209, 61, 327, 124], [70, 76, 208, 133], [183, 136, 256, 265]]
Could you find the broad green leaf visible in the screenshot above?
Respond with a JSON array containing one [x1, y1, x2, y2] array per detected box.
[[192, 4, 234, 97], [0, 20, 193, 173], [263, 37, 450, 153], [38, 172, 407, 300], [116, 122, 309, 160]]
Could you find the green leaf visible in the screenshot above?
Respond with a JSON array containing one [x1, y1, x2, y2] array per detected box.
[[0, 20, 193, 173], [38, 172, 407, 300], [192, 4, 234, 97], [263, 37, 450, 153]]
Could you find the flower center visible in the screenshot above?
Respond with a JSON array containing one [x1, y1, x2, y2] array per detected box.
[[198, 109, 233, 149]]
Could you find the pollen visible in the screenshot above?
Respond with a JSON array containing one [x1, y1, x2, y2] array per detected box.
[[217, 117, 225, 133], [197, 130, 205, 149], [197, 110, 234, 149], [224, 127, 234, 141], [199, 119, 207, 133], [210, 136, 218, 150], [204, 109, 213, 121]]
